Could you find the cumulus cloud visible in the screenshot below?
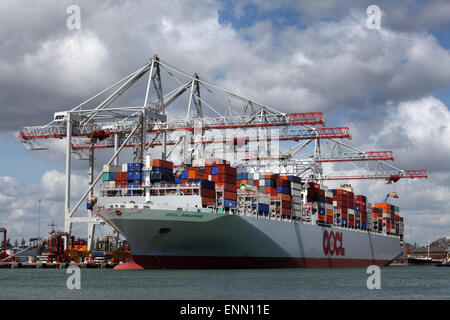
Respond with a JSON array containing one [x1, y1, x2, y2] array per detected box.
[[0, 171, 89, 241], [365, 96, 450, 173]]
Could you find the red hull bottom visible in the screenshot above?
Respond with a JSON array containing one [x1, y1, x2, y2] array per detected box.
[[129, 255, 391, 269]]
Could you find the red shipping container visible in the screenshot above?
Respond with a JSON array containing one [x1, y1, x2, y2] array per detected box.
[[218, 165, 237, 176], [224, 191, 237, 200], [264, 173, 279, 180], [213, 174, 236, 184], [201, 197, 215, 206], [215, 182, 236, 192], [326, 215, 333, 223], [356, 195, 367, 202], [282, 200, 291, 209], [335, 200, 344, 208], [151, 159, 173, 170], [337, 189, 348, 196], [201, 188, 215, 198]]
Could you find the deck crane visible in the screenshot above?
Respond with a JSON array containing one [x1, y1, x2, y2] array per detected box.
[[17, 55, 427, 248]]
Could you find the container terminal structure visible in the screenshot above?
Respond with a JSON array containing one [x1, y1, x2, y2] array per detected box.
[[18, 55, 427, 268]]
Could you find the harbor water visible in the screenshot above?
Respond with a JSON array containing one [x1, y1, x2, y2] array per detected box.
[[0, 266, 448, 300]]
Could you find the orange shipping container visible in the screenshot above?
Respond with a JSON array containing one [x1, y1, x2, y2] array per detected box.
[[188, 170, 209, 180]]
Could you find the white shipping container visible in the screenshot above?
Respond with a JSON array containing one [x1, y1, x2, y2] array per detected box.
[[258, 194, 270, 204], [192, 159, 205, 167], [291, 195, 302, 204], [291, 188, 302, 197], [325, 192, 333, 198], [122, 164, 128, 172], [319, 184, 328, 192], [348, 209, 355, 215], [290, 182, 302, 190], [292, 203, 303, 211], [325, 203, 334, 211]]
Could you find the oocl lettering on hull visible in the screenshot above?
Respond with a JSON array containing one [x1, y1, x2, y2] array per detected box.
[[323, 230, 345, 256]]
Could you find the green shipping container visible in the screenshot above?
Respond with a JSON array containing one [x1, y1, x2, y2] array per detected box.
[[102, 172, 110, 181]]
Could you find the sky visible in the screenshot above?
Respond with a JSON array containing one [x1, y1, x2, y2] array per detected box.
[[0, 0, 449, 246]]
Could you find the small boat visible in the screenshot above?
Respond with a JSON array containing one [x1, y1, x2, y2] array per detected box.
[[436, 249, 450, 267]]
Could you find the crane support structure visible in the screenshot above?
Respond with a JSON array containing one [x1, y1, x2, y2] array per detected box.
[[17, 55, 427, 246]]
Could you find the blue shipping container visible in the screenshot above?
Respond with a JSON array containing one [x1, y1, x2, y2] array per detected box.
[[224, 199, 237, 208], [241, 172, 248, 179], [276, 186, 291, 195], [133, 163, 143, 172], [286, 175, 302, 184], [237, 173, 241, 180], [127, 172, 134, 180], [211, 166, 218, 175], [109, 172, 115, 180], [181, 170, 189, 179]]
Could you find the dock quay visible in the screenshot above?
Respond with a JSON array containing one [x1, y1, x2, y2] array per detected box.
[[0, 262, 117, 269]]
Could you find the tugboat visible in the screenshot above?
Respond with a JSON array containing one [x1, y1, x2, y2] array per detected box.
[[436, 248, 450, 267]]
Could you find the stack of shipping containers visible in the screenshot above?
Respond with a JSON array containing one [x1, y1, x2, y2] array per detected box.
[[99, 157, 404, 239]]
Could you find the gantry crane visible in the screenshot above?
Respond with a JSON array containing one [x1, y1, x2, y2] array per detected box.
[[17, 55, 427, 248]]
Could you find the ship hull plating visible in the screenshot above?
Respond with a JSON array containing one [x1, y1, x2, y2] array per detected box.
[[97, 207, 401, 269]]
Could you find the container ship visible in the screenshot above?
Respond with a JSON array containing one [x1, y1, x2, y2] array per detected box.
[[93, 156, 404, 269]]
